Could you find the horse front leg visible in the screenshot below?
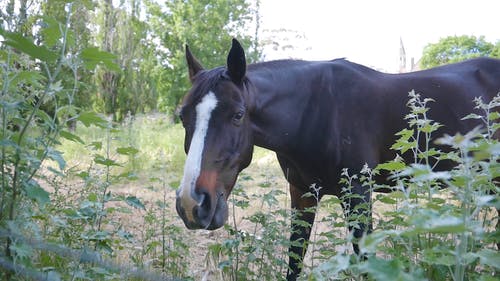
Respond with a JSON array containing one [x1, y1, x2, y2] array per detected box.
[[286, 184, 318, 281], [341, 180, 372, 255]]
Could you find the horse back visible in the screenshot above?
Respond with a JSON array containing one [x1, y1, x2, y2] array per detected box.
[[331, 58, 500, 178]]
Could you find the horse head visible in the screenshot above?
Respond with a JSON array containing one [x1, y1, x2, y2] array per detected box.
[[176, 39, 254, 230]]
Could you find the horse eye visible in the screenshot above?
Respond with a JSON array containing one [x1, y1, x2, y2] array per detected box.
[[232, 111, 244, 125]]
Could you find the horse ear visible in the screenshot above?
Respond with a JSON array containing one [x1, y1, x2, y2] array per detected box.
[[227, 38, 246, 84], [186, 44, 204, 82]]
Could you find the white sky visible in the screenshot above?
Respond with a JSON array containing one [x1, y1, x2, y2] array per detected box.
[[259, 0, 500, 73]]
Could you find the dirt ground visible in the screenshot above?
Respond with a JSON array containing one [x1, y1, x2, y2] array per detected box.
[[43, 146, 497, 281], [106, 149, 356, 280]]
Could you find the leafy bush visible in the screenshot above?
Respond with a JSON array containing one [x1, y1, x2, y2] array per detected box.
[[0, 6, 183, 280], [1, 5, 498, 280], [308, 91, 499, 281], [202, 91, 499, 281]]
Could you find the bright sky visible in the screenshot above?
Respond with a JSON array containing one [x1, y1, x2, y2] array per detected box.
[[259, 0, 500, 73]]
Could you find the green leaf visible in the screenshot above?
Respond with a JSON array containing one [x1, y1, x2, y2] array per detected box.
[[359, 257, 406, 281], [479, 276, 499, 281], [434, 254, 455, 266], [9, 242, 33, 260], [462, 113, 483, 120], [476, 249, 500, 269], [0, 100, 23, 110], [11, 71, 46, 88], [361, 230, 400, 254], [1, 31, 58, 62], [56, 105, 78, 120], [411, 215, 467, 234], [125, 196, 146, 210], [45, 271, 61, 281], [88, 141, 102, 150], [0, 49, 7, 61], [116, 146, 139, 156], [376, 161, 406, 172], [25, 181, 50, 207], [169, 181, 181, 189], [59, 130, 84, 144], [94, 155, 121, 167], [87, 193, 98, 202], [80, 47, 120, 72], [376, 195, 397, 204], [47, 148, 66, 170], [117, 229, 134, 241], [40, 16, 62, 48], [77, 111, 108, 128], [422, 248, 456, 266], [312, 253, 350, 278], [488, 111, 500, 121], [420, 122, 442, 133], [35, 108, 52, 124], [0, 139, 19, 150], [395, 128, 414, 139]]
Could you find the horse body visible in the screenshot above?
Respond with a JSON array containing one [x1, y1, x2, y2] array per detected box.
[[175, 39, 500, 281], [249, 58, 499, 195]]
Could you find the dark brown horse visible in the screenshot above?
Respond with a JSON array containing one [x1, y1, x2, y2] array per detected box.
[[175, 39, 500, 280]]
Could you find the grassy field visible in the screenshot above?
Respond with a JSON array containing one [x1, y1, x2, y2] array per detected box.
[[52, 113, 374, 280], [45, 103, 499, 281], [54, 114, 300, 280]]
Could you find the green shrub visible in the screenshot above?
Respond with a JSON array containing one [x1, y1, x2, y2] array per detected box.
[[1, 6, 497, 280], [308, 91, 499, 281]]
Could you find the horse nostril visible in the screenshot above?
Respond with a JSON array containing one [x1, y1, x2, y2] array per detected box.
[[194, 189, 212, 223]]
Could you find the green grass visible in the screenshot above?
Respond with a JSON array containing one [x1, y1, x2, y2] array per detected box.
[[5, 95, 499, 281], [58, 114, 186, 180], [58, 113, 280, 184]]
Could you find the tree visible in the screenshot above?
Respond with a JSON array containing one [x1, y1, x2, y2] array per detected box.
[[145, 0, 262, 116], [40, 0, 96, 124], [420, 35, 499, 69], [94, 0, 160, 121]]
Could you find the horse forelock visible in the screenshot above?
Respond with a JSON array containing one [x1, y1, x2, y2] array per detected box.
[[183, 67, 226, 107], [184, 66, 254, 114]]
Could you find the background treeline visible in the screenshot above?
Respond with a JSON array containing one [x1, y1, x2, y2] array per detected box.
[[2, 1, 500, 123], [4, 1, 500, 124], [1, 0, 262, 122]]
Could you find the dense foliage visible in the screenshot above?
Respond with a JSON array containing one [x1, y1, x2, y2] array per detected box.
[[1, 1, 498, 280], [1, 0, 261, 122], [420, 35, 500, 69]]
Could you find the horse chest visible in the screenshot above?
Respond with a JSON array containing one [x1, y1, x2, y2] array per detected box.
[[276, 151, 343, 196]]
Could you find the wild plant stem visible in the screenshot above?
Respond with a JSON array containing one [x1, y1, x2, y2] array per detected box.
[[96, 126, 111, 236], [231, 192, 239, 280], [161, 180, 167, 272], [0, 50, 12, 222]]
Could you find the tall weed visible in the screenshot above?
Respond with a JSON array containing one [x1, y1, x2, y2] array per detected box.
[[1, 6, 498, 279], [309, 91, 499, 281]]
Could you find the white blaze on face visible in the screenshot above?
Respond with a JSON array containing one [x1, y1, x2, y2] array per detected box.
[[178, 91, 218, 221]]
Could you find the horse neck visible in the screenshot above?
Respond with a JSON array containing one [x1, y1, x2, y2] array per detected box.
[[246, 67, 309, 153]]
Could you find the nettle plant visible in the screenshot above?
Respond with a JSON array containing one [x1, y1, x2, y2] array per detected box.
[[0, 5, 154, 280], [202, 91, 499, 281], [310, 91, 499, 281], [207, 171, 291, 281]]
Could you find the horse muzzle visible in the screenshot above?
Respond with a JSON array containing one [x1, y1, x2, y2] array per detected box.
[[175, 170, 229, 230], [176, 189, 228, 230]]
